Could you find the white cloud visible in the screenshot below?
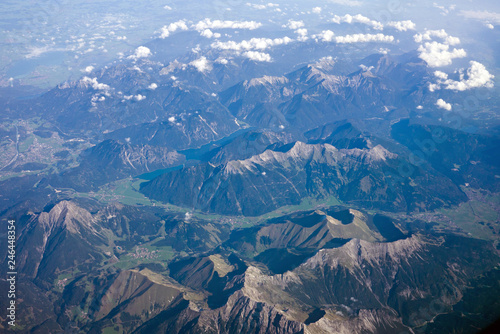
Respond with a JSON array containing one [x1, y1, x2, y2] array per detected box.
[[159, 60, 187, 75], [189, 56, 212, 73], [316, 31, 393, 43], [83, 65, 94, 73], [486, 23, 494, 29], [200, 29, 221, 38], [416, 105, 423, 109], [243, 51, 272, 62], [124, 94, 146, 101], [160, 20, 189, 38], [387, 20, 416, 31], [431, 61, 494, 91], [434, 70, 448, 80], [128, 46, 151, 59], [132, 65, 143, 73], [211, 37, 293, 51], [312, 7, 322, 14], [283, 20, 304, 30], [148, 83, 158, 90], [433, 3, 455, 16], [192, 45, 201, 54], [164, 5, 172, 10], [194, 19, 262, 31], [428, 83, 439, 92], [359, 64, 374, 71], [246, 3, 279, 9], [413, 29, 460, 45], [317, 30, 335, 42], [335, 33, 394, 43], [295, 28, 308, 41], [81, 77, 110, 91], [168, 116, 176, 122], [417, 41, 466, 67], [332, 14, 383, 30], [215, 57, 228, 64], [436, 98, 451, 111]]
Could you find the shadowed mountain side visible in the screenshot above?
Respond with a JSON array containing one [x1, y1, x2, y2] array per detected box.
[[140, 141, 466, 216]]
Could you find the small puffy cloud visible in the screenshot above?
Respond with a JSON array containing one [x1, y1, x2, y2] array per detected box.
[[148, 83, 158, 90], [317, 30, 335, 42], [436, 98, 452, 111], [129, 46, 151, 59], [316, 31, 393, 43], [215, 57, 228, 64], [387, 20, 416, 31], [332, 14, 383, 30], [83, 65, 94, 73], [200, 29, 221, 38], [211, 37, 293, 51], [164, 5, 172, 10], [81, 77, 110, 91], [335, 33, 394, 43], [243, 51, 272, 62], [159, 60, 187, 75], [413, 29, 460, 45], [132, 65, 143, 73], [189, 56, 212, 73], [360, 64, 374, 71], [312, 7, 322, 14], [434, 70, 448, 80], [417, 41, 466, 67], [428, 83, 439, 92], [134, 94, 146, 101], [246, 3, 279, 9], [431, 61, 494, 91], [283, 20, 304, 29], [168, 116, 176, 122], [295, 28, 308, 41], [486, 23, 494, 29], [194, 18, 262, 31], [416, 105, 423, 109], [160, 20, 189, 38], [124, 94, 146, 101]]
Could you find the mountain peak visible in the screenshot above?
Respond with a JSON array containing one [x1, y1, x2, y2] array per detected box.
[[305, 235, 422, 270], [38, 201, 96, 235]]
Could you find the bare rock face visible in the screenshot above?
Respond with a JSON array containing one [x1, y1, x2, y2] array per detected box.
[[16, 201, 105, 280], [131, 232, 498, 334], [93, 269, 182, 323]]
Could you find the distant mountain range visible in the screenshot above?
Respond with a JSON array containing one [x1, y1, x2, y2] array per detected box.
[[1, 40, 500, 334]]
